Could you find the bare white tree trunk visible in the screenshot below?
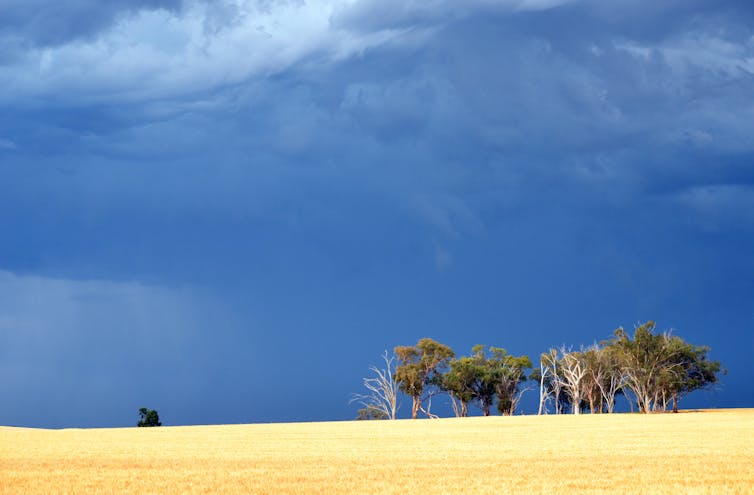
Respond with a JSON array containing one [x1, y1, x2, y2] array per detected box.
[[539, 349, 560, 415], [448, 394, 468, 417], [420, 393, 440, 419], [558, 346, 587, 415], [350, 351, 400, 419], [511, 383, 534, 415], [583, 344, 604, 414], [619, 329, 685, 414], [538, 361, 549, 415], [554, 383, 563, 415], [595, 368, 624, 414]]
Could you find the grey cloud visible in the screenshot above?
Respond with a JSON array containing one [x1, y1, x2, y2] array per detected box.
[[201, 0, 244, 35], [0, 0, 182, 48], [330, 0, 578, 33], [0, 1, 402, 105], [0, 1, 751, 424], [1, 0, 753, 282], [340, 76, 453, 140]]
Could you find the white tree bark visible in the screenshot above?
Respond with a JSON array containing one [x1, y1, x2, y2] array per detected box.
[[350, 350, 400, 419], [620, 331, 683, 414], [420, 393, 440, 419], [511, 383, 534, 415], [449, 394, 462, 418], [595, 366, 624, 414], [539, 349, 564, 414], [558, 346, 588, 415], [538, 361, 549, 415]]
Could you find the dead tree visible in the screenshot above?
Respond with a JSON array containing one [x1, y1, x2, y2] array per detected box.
[[558, 346, 588, 415], [351, 351, 400, 420]]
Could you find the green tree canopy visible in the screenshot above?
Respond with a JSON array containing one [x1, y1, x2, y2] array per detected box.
[[609, 322, 723, 413], [395, 338, 454, 419], [137, 407, 161, 427], [443, 354, 482, 417], [356, 405, 389, 420], [488, 347, 532, 416]]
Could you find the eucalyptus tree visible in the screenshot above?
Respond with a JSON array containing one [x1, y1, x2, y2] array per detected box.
[[443, 345, 496, 417], [537, 348, 564, 415], [609, 321, 723, 413], [394, 338, 455, 419], [442, 356, 478, 417], [557, 347, 588, 414], [535, 347, 570, 414], [488, 347, 533, 416], [581, 345, 605, 413], [610, 322, 672, 413], [592, 343, 625, 413], [443, 345, 531, 417], [467, 345, 498, 416], [537, 347, 588, 414], [659, 337, 723, 413]]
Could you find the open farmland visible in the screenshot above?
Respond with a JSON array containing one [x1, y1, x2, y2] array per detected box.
[[1, 409, 752, 494]]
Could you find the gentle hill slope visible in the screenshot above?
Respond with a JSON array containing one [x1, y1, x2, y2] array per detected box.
[[2, 409, 753, 494]]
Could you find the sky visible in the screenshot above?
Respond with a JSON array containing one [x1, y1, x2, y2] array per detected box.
[[1, 0, 753, 428]]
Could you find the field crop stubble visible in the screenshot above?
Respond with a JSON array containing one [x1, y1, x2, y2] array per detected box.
[[1, 409, 752, 494]]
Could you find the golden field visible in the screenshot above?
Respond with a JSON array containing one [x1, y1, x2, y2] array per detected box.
[[1, 408, 752, 494]]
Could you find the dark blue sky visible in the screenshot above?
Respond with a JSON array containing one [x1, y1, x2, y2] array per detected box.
[[1, 0, 753, 427]]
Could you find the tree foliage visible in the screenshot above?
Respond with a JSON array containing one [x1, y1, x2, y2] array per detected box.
[[536, 322, 723, 415], [354, 321, 723, 418], [488, 347, 533, 416], [356, 405, 389, 420], [394, 338, 454, 419], [609, 322, 723, 413], [442, 345, 532, 417], [442, 355, 479, 417], [137, 407, 161, 427]]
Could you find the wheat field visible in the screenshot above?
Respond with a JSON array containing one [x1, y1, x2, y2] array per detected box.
[[1, 408, 752, 494]]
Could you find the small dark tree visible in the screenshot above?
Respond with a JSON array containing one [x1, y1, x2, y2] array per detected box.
[[356, 405, 389, 420], [137, 407, 162, 427]]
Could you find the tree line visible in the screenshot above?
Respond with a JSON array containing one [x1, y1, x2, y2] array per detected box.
[[352, 321, 723, 419]]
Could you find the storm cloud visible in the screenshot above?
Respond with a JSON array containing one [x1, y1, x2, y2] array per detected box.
[[1, 0, 752, 426]]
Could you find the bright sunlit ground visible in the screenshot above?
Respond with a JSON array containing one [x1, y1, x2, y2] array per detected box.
[[1, 408, 752, 494]]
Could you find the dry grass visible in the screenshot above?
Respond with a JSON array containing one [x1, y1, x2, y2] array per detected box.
[[1, 408, 752, 494]]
